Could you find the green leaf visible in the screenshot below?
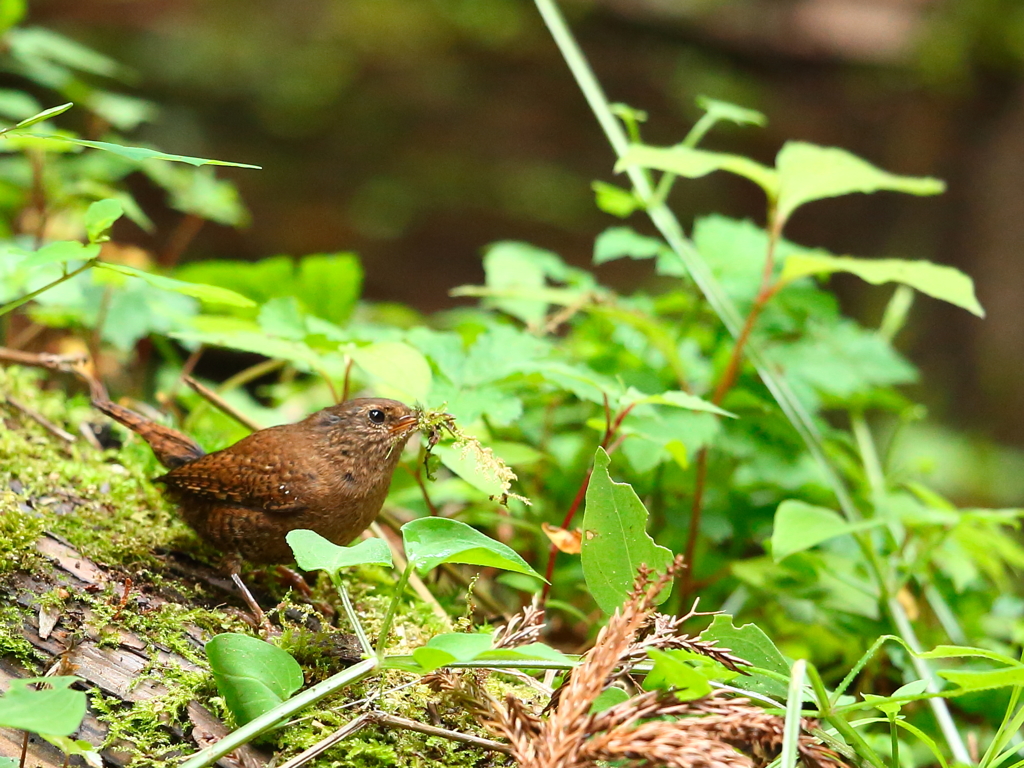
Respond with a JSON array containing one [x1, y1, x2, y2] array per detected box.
[[19, 241, 100, 268], [3, 101, 71, 133], [349, 341, 432, 404], [401, 517, 544, 580], [294, 253, 363, 325], [592, 181, 641, 218], [916, 646, 1022, 666], [581, 447, 674, 614], [95, 263, 255, 307], [0, 0, 26, 36], [590, 687, 631, 712], [771, 500, 883, 562], [0, 676, 86, 736], [481, 241, 568, 326], [257, 296, 307, 340], [287, 530, 393, 576], [699, 615, 789, 698], [206, 633, 303, 725], [620, 386, 736, 418], [30, 136, 261, 169], [84, 198, 124, 244], [780, 252, 984, 318], [617, 144, 778, 198], [695, 96, 767, 128], [862, 679, 929, 716], [938, 666, 1024, 692], [40, 735, 99, 759], [775, 142, 945, 224], [643, 650, 713, 700], [405, 632, 572, 674], [433, 443, 507, 498], [593, 227, 667, 265]]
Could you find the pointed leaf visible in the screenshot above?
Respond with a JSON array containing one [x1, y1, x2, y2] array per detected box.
[[19, 241, 100, 268], [780, 252, 983, 318], [620, 387, 736, 418], [617, 144, 778, 198], [700, 616, 788, 698], [771, 500, 883, 562], [402, 517, 543, 580], [643, 649, 713, 700], [775, 142, 944, 224], [206, 634, 303, 725], [26, 136, 261, 168], [6, 101, 72, 132], [95, 262, 255, 307], [695, 96, 767, 128], [938, 667, 1024, 692], [84, 198, 124, 244], [287, 529, 392, 576], [581, 447, 673, 614]]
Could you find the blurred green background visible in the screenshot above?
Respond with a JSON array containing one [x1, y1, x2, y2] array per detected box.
[[27, 0, 1024, 445]]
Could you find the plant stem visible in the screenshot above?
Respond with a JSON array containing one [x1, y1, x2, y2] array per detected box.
[[334, 576, 373, 657], [179, 657, 378, 768], [376, 563, 414, 658], [0, 259, 97, 317]]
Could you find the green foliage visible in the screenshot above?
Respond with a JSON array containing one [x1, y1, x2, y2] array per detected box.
[[287, 530, 393, 574], [0, 676, 86, 736], [206, 634, 303, 726], [402, 517, 542, 579], [581, 447, 673, 613]]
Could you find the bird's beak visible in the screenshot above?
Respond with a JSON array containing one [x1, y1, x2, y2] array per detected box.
[[389, 414, 419, 435]]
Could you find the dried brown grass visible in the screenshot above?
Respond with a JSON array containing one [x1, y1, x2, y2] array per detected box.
[[429, 556, 849, 768]]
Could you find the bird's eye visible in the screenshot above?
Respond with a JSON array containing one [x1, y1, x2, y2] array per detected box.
[[368, 408, 386, 425]]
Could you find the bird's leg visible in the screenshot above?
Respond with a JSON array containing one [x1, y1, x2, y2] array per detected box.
[[273, 566, 337, 619], [225, 556, 273, 635]]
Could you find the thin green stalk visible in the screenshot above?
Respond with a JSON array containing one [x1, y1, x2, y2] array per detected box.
[[333, 576, 373, 658], [651, 111, 718, 204], [0, 259, 97, 316], [376, 563, 413, 658], [180, 657, 378, 768], [781, 660, 806, 768], [806, 663, 887, 768], [533, 1, 969, 761], [889, 713, 900, 768]]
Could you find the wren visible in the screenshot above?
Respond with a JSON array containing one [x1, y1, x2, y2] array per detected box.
[[94, 396, 418, 619]]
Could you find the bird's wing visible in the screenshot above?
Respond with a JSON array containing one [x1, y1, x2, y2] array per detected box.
[[157, 429, 313, 513]]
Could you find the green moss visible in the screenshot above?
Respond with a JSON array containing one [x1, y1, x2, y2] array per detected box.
[[1, 367, 534, 767], [0, 604, 42, 666]]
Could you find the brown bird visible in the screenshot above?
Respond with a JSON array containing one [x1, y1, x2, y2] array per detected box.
[[94, 396, 419, 621]]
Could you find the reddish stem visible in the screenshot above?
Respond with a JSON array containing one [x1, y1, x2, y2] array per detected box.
[[681, 215, 783, 603]]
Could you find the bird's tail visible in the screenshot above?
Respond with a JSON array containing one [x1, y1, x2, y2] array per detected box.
[[92, 398, 205, 469]]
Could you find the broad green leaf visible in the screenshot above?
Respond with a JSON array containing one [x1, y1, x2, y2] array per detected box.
[[32, 136, 261, 169], [862, 679, 929, 716], [581, 447, 673, 614], [349, 341, 432, 404], [617, 144, 778, 198], [0, 676, 86, 736], [620, 386, 736, 418], [771, 500, 883, 562], [482, 241, 568, 326], [206, 633, 303, 725], [780, 252, 983, 318], [95, 263, 255, 307], [287, 530, 393, 575], [84, 198, 124, 244], [695, 96, 767, 128], [643, 650, 713, 700], [775, 142, 944, 224], [294, 252, 362, 325], [19, 241, 100, 268], [0, 759, 14, 768], [699, 615, 788, 698], [401, 517, 543, 580], [938, 666, 1024, 692]]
